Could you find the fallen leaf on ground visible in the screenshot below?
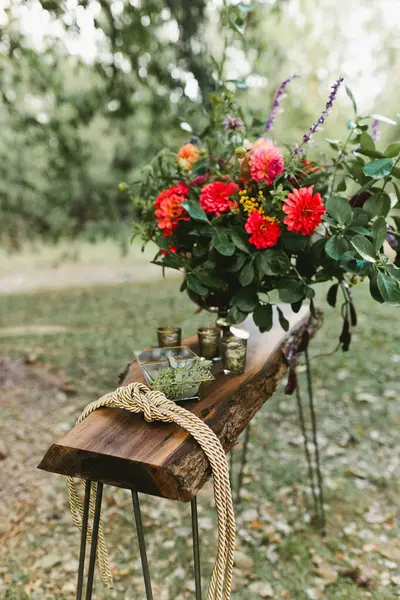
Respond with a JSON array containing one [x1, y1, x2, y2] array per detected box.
[[339, 567, 374, 589], [248, 581, 274, 597]]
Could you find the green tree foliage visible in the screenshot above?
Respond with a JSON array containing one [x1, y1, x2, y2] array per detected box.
[[0, 0, 399, 248]]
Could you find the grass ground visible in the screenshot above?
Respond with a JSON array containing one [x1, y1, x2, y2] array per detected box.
[[0, 269, 399, 599]]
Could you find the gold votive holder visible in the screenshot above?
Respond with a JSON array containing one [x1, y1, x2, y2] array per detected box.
[[157, 326, 182, 348], [221, 335, 247, 375], [197, 326, 221, 360]]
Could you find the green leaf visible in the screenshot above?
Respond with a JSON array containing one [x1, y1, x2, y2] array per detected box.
[[377, 272, 400, 304], [239, 260, 255, 286], [340, 251, 369, 275], [195, 271, 227, 291], [393, 182, 400, 203], [226, 253, 247, 272], [278, 279, 305, 303], [336, 178, 347, 192], [384, 143, 400, 158], [363, 158, 393, 179], [325, 138, 341, 149], [237, 2, 254, 12], [356, 148, 384, 159], [351, 235, 377, 262], [253, 303, 273, 332], [386, 264, 400, 279], [369, 274, 384, 303], [228, 306, 248, 324], [372, 217, 387, 250], [363, 193, 391, 218], [227, 79, 248, 89], [212, 228, 235, 256], [300, 171, 325, 187], [186, 273, 208, 296], [360, 132, 375, 151], [349, 209, 370, 228], [277, 307, 290, 332], [156, 236, 171, 251], [233, 286, 258, 312], [231, 226, 251, 254], [181, 200, 209, 223], [326, 196, 352, 226], [327, 283, 339, 307], [325, 235, 350, 260], [370, 113, 397, 125], [281, 231, 307, 251], [392, 166, 400, 179], [304, 286, 315, 299], [345, 85, 358, 115], [256, 250, 290, 276]]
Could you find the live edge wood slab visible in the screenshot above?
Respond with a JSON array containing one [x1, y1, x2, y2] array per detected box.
[[38, 306, 323, 502]]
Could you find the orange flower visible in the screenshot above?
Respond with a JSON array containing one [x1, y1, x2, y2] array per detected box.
[[245, 212, 281, 248], [154, 183, 189, 237], [283, 186, 326, 236], [177, 143, 200, 170]]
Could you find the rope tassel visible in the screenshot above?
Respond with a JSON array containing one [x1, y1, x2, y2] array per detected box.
[[68, 382, 236, 600]]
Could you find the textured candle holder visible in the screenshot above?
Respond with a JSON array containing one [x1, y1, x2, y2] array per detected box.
[[157, 327, 182, 348], [221, 335, 248, 375], [197, 326, 221, 360]]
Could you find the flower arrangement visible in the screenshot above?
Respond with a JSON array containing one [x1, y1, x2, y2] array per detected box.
[[123, 77, 400, 348]]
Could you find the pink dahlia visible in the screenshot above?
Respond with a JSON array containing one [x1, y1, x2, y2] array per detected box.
[[244, 212, 281, 249], [199, 181, 238, 216], [249, 145, 284, 185], [283, 186, 326, 236]]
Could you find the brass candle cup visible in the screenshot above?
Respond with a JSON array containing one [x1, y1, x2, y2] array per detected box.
[[221, 335, 248, 375], [157, 326, 182, 348], [197, 326, 221, 360]]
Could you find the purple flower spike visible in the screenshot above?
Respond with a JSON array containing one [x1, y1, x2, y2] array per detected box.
[[265, 74, 299, 132], [293, 76, 344, 157], [371, 118, 379, 141], [224, 115, 244, 131]]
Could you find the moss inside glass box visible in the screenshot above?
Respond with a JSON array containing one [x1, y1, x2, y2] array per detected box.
[[141, 353, 214, 401]]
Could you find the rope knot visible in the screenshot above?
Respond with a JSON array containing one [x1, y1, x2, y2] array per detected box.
[[115, 382, 173, 423]]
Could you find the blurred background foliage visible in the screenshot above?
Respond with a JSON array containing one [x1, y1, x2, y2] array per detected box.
[[1, 0, 399, 250]]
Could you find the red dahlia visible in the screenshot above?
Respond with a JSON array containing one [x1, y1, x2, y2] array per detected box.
[[154, 183, 189, 237], [244, 212, 281, 249], [283, 186, 326, 236], [199, 181, 238, 216]]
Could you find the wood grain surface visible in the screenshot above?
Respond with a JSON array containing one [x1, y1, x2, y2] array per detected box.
[[38, 306, 323, 501]]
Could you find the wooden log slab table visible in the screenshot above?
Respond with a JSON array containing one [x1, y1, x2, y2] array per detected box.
[[38, 305, 323, 600]]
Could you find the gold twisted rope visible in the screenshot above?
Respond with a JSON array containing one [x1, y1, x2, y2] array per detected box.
[[68, 382, 236, 600]]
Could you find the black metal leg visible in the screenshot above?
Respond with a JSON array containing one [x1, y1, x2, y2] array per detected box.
[[295, 384, 320, 521], [76, 480, 91, 600], [305, 349, 327, 536], [191, 497, 202, 600], [85, 483, 103, 600], [131, 490, 154, 600], [236, 424, 251, 503]]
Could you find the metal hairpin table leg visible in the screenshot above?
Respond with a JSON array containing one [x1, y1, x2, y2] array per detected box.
[[191, 496, 202, 600], [236, 424, 251, 503], [76, 480, 91, 600], [85, 482, 104, 600], [131, 490, 154, 600], [295, 383, 320, 522], [305, 348, 327, 536]]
